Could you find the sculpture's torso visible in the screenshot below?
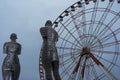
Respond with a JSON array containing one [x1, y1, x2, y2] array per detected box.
[[40, 27, 59, 61], [2, 42, 21, 71]]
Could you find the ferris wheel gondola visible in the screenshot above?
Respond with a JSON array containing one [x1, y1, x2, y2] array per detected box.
[[39, 0, 120, 80]]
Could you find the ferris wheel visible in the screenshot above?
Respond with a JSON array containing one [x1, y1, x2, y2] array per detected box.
[[39, 0, 120, 80]]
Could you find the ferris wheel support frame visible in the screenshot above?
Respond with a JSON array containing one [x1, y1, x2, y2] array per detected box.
[[68, 47, 117, 80], [88, 52, 117, 80], [39, 0, 120, 80]]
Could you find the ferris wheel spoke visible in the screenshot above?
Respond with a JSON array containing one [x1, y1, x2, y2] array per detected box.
[[90, 39, 101, 48], [96, 12, 120, 39], [101, 56, 120, 68], [69, 12, 82, 37], [88, 1, 99, 35], [59, 50, 80, 58], [88, 59, 101, 80], [68, 55, 82, 80], [57, 46, 80, 51], [60, 54, 80, 67], [89, 2, 113, 44], [69, 12, 87, 46], [86, 59, 95, 80], [60, 54, 81, 79], [82, 35, 89, 47], [87, 1, 99, 45], [94, 54, 120, 68], [92, 1, 114, 35], [81, 3, 87, 35], [88, 52, 117, 80], [100, 28, 120, 43], [60, 60, 76, 79], [81, 56, 87, 79], [68, 55, 88, 80], [91, 29, 120, 49], [72, 55, 82, 74], [86, 20, 107, 46], [79, 36, 88, 47], [91, 40, 120, 50], [59, 22, 84, 47], [59, 36, 81, 48], [89, 39, 102, 50], [60, 57, 76, 69], [93, 54, 120, 79], [85, 38, 101, 50], [59, 22, 85, 47], [91, 49, 120, 54]]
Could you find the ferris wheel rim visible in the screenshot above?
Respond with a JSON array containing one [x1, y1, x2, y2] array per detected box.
[[39, 0, 120, 80]]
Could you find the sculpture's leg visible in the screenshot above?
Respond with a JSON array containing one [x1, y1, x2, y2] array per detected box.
[[42, 57, 53, 80], [52, 61, 61, 80], [2, 70, 10, 80], [2, 63, 11, 80], [44, 67, 52, 80], [11, 64, 20, 80], [11, 70, 20, 80]]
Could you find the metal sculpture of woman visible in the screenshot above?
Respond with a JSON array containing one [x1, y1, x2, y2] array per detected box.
[[40, 20, 61, 80], [2, 33, 21, 80]]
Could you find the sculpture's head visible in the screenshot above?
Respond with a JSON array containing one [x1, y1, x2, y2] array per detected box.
[[45, 20, 52, 27], [10, 33, 17, 40]]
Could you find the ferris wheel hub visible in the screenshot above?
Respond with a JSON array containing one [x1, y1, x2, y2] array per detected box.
[[40, 0, 120, 80], [82, 47, 90, 53]]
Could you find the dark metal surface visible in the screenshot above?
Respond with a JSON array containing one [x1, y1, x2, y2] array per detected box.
[[40, 20, 61, 80], [2, 33, 21, 80]]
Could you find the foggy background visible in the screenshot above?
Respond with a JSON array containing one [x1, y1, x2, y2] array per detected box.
[[0, 0, 120, 80], [0, 0, 78, 80]]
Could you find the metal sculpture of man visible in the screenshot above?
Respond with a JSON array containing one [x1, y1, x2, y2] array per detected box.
[[2, 33, 21, 80], [40, 20, 61, 80]]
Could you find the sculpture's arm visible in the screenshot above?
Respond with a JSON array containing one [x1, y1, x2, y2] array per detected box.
[[3, 42, 8, 54], [55, 30, 58, 42], [17, 44, 21, 55], [40, 27, 47, 40]]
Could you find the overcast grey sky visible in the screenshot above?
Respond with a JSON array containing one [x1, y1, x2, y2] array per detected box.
[[0, 0, 78, 80], [0, 0, 120, 80]]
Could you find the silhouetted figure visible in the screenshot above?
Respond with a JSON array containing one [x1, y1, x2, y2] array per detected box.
[[40, 20, 61, 80], [2, 33, 21, 80]]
